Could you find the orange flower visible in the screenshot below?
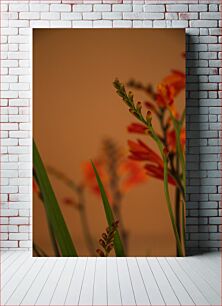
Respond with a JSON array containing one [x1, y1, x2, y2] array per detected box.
[[162, 70, 185, 96], [128, 139, 176, 185], [156, 70, 185, 109], [118, 160, 147, 192], [82, 159, 110, 198], [167, 127, 186, 152], [127, 123, 148, 134], [82, 155, 147, 200], [156, 83, 175, 108]]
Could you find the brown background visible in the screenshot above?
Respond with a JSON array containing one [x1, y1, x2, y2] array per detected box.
[[33, 29, 185, 256]]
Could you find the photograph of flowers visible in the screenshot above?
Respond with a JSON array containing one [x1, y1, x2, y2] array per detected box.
[[33, 29, 185, 257]]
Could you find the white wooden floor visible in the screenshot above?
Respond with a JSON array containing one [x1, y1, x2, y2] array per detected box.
[[1, 251, 221, 306]]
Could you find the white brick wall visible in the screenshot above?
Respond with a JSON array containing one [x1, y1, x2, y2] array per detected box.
[[0, 0, 221, 255]]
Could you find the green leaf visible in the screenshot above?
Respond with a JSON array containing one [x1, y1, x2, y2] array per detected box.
[[33, 140, 78, 257], [91, 161, 125, 257]]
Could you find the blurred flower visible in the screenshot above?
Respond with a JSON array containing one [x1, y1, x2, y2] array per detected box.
[[82, 154, 147, 200], [63, 197, 75, 205], [156, 83, 175, 107], [156, 70, 185, 109], [82, 159, 110, 198], [33, 179, 40, 196], [162, 70, 185, 97], [167, 127, 186, 152], [128, 139, 176, 185], [119, 160, 147, 192]]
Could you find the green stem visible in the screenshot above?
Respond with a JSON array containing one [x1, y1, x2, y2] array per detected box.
[[175, 187, 181, 256], [78, 204, 95, 256], [163, 157, 184, 257], [113, 79, 185, 256], [149, 126, 184, 256], [168, 109, 185, 187], [181, 199, 186, 255], [113, 202, 128, 254]]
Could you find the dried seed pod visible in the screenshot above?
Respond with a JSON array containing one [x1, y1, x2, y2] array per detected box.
[[96, 220, 119, 257], [99, 239, 106, 248], [102, 233, 107, 240], [96, 249, 105, 257], [106, 243, 114, 253]]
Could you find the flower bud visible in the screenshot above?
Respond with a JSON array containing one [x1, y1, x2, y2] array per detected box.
[[96, 249, 105, 257], [136, 101, 142, 112], [146, 111, 152, 125], [129, 108, 135, 115]]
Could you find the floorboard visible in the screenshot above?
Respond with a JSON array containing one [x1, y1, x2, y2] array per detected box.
[[1, 252, 221, 306]]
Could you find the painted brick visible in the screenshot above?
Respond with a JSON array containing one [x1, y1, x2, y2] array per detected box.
[[93, 20, 112, 28], [41, 12, 60, 20], [83, 12, 102, 19], [172, 20, 188, 27], [9, 4, 29, 12], [200, 12, 221, 19], [19, 12, 40, 20], [61, 12, 82, 20], [9, 233, 29, 240], [133, 5, 143, 12], [143, 5, 165, 12], [112, 4, 132, 12], [29, 4, 49, 12], [189, 4, 207, 12], [102, 12, 122, 19], [190, 20, 218, 28], [166, 5, 188, 12], [50, 4, 71, 12], [0, 241, 18, 247], [72, 20, 93, 28], [73, 4, 93, 12], [94, 4, 111, 11], [113, 20, 132, 27]]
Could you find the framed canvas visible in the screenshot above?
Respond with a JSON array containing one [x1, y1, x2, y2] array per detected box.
[[33, 29, 185, 257]]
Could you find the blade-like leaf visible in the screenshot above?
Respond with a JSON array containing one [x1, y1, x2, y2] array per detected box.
[[91, 161, 125, 257], [33, 140, 78, 256]]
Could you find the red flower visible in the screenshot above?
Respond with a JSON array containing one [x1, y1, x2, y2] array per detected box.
[[127, 123, 148, 134], [144, 164, 176, 185], [128, 139, 163, 167], [128, 139, 176, 185]]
